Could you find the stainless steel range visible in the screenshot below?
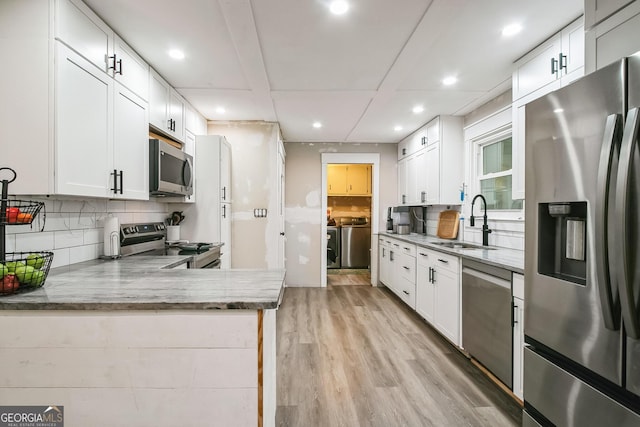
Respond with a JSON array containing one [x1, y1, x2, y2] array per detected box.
[[120, 222, 222, 269]]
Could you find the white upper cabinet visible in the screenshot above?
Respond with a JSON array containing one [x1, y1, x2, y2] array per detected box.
[[55, 0, 148, 100], [585, 0, 635, 28], [1, 0, 149, 199], [113, 35, 150, 100], [585, 1, 640, 73], [513, 17, 584, 102], [397, 116, 463, 206], [149, 68, 186, 142], [113, 83, 149, 200], [185, 104, 207, 135], [512, 17, 584, 200], [55, 42, 113, 198], [55, 0, 111, 73]]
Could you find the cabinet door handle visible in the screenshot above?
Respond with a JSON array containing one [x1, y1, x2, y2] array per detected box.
[[382, 248, 386, 257], [402, 194, 406, 204], [222, 186, 227, 201], [222, 204, 226, 219], [559, 53, 567, 72], [402, 148, 406, 155], [402, 290, 409, 295], [111, 169, 118, 194], [437, 258, 449, 264], [428, 267, 433, 283], [421, 191, 426, 203], [551, 57, 558, 75], [119, 170, 123, 194], [389, 251, 394, 261], [513, 304, 519, 325], [117, 58, 123, 75], [108, 54, 118, 72]]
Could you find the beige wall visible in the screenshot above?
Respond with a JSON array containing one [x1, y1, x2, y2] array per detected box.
[[284, 143, 397, 287], [208, 121, 281, 269]]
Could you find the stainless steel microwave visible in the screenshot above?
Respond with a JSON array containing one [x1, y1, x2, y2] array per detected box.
[[149, 139, 194, 197]]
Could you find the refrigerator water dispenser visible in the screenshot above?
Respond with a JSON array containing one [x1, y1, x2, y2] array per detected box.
[[538, 201, 587, 285]]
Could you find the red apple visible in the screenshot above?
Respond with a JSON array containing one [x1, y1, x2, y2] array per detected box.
[[5, 207, 20, 223], [0, 274, 19, 294]]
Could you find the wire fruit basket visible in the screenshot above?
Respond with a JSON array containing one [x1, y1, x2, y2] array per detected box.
[[0, 167, 51, 296]]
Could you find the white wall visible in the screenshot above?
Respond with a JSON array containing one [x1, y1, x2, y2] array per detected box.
[[206, 121, 281, 269], [284, 142, 397, 287], [5, 197, 169, 269]]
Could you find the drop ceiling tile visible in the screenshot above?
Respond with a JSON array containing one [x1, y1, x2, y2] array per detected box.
[[178, 89, 264, 121], [348, 90, 484, 142], [272, 91, 375, 142], [251, 0, 430, 90]]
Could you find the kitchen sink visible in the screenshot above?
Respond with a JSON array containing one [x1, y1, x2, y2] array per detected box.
[[430, 241, 497, 250]]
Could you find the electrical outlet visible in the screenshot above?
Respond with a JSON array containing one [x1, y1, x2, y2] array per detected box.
[[253, 209, 268, 218]]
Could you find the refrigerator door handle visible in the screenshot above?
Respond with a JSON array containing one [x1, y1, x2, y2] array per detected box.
[[616, 107, 640, 339], [595, 114, 622, 330]]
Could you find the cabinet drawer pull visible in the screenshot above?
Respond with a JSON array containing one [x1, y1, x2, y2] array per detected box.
[[402, 290, 409, 295], [437, 258, 449, 264], [403, 266, 410, 270], [393, 243, 400, 247], [403, 246, 411, 251], [419, 253, 427, 257]]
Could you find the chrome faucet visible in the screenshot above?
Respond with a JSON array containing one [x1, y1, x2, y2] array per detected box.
[[470, 194, 492, 246]]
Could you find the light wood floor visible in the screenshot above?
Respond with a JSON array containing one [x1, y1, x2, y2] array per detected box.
[[276, 284, 522, 426], [327, 269, 371, 286]]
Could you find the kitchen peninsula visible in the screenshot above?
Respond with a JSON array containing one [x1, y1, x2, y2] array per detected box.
[[0, 256, 284, 427]]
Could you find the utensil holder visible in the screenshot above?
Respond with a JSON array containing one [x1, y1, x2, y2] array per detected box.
[[167, 225, 180, 242]]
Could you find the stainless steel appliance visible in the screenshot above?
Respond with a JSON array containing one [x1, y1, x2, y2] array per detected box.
[[327, 226, 341, 269], [525, 55, 640, 425], [462, 259, 512, 388], [339, 217, 370, 268], [149, 139, 194, 197], [119, 222, 221, 269]]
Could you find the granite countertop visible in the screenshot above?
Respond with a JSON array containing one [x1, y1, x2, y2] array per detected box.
[[0, 256, 285, 311], [379, 232, 524, 274]]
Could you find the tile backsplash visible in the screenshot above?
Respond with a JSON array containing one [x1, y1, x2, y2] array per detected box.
[[425, 204, 524, 251], [4, 197, 169, 268]]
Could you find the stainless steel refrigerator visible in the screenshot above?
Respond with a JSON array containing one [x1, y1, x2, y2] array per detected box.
[[524, 54, 640, 426]]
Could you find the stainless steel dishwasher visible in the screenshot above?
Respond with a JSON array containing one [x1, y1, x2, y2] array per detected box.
[[462, 259, 513, 388]]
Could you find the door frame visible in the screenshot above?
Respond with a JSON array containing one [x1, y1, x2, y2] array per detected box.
[[321, 153, 380, 287]]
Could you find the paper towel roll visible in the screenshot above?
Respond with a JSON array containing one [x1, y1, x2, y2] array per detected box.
[[103, 216, 120, 258]]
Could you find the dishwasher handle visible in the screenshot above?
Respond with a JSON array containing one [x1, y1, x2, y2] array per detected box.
[[462, 267, 511, 290]]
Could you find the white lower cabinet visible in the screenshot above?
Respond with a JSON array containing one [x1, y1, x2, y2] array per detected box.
[[416, 246, 461, 346], [416, 250, 435, 324], [512, 272, 525, 401], [379, 237, 415, 307]]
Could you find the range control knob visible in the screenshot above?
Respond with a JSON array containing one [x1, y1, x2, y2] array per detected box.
[[134, 226, 140, 233]]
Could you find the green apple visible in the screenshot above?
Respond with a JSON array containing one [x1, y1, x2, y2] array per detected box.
[[5, 261, 25, 273], [14, 265, 35, 284], [26, 254, 45, 270], [28, 270, 45, 286], [0, 264, 7, 278]]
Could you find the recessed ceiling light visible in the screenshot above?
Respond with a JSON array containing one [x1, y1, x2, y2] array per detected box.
[[502, 23, 523, 37], [313, 122, 322, 128], [168, 49, 185, 60], [442, 76, 458, 86], [412, 105, 424, 114], [329, 0, 349, 15], [394, 125, 403, 131], [215, 107, 226, 114], [553, 108, 564, 113]]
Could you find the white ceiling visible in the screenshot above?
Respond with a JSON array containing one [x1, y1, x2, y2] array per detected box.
[[83, 0, 583, 143]]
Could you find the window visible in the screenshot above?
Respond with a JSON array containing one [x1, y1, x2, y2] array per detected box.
[[475, 129, 523, 210]]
